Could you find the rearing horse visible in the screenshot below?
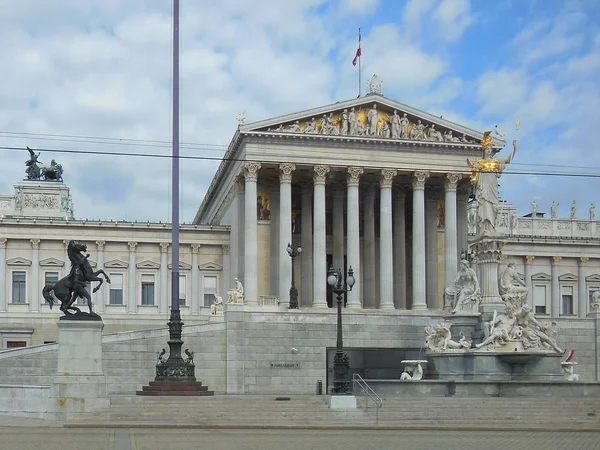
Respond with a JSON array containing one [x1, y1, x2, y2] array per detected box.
[[42, 241, 111, 316]]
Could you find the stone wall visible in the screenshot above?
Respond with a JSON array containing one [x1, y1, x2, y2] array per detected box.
[[555, 317, 596, 381]]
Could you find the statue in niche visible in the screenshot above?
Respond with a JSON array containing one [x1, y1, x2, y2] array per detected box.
[[390, 110, 401, 138], [367, 104, 378, 136], [304, 117, 317, 134], [468, 133, 517, 236], [570, 200, 577, 219], [550, 201, 558, 218], [399, 113, 410, 139], [348, 108, 358, 136], [424, 323, 472, 351], [341, 109, 349, 135], [499, 262, 528, 310], [444, 259, 481, 314], [590, 203, 596, 220], [257, 194, 271, 220], [227, 278, 244, 304]]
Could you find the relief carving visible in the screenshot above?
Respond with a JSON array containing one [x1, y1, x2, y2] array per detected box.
[[22, 194, 59, 210]]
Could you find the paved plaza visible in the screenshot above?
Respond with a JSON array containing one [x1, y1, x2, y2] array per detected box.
[[1, 428, 599, 450]]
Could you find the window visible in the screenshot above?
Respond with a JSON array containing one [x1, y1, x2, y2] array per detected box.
[[141, 274, 155, 306], [203, 275, 218, 306], [6, 341, 27, 348], [179, 275, 186, 307], [533, 285, 547, 314], [109, 274, 123, 305], [561, 286, 574, 315], [12, 271, 26, 304], [45, 272, 59, 284]]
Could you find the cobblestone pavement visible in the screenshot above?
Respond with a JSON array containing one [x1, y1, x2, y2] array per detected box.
[[1, 428, 599, 450]]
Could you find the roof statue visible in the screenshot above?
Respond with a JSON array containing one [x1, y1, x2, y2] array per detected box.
[[367, 74, 384, 96], [25, 147, 64, 182]]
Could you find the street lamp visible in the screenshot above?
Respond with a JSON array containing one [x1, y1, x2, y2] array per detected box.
[[327, 265, 355, 395], [286, 243, 302, 309]]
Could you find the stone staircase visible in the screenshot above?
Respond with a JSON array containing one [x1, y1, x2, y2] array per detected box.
[[65, 395, 600, 430]]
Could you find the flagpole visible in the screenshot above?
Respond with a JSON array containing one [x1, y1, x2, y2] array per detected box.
[[358, 28, 361, 98]]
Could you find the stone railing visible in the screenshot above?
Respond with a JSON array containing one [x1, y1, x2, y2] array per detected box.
[[499, 218, 599, 239]]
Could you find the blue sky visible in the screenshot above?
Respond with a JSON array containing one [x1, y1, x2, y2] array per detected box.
[[0, 0, 598, 221]]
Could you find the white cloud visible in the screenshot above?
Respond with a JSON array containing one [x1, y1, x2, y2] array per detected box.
[[476, 69, 529, 117], [433, 0, 474, 43], [339, 0, 380, 15]]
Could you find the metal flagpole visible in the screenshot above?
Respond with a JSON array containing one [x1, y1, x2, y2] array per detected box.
[[358, 28, 361, 98], [171, 0, 180, 311]]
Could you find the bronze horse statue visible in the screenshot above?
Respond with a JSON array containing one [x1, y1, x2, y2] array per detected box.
[[42, 241, 110, 316]]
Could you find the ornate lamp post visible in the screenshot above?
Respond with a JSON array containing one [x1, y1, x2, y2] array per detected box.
[[286, 243, 302, 309], [327, 265, 355, 394]]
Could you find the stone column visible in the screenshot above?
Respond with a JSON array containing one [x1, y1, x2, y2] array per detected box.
[[244, 162, 261, 305], [301, 184, 313, 306], [444, 174, 461, 305], [234, 178, 245, 279], [411, 171, 430, 310], [457, 185, 470, 259], [578, 257, 589, 318], [551, 256, 561, 317], [524, 255, 535, 310], [191, 244, 201, 314], [269, 187, 280, 297], [379, 169, 396, 310], [127, 241, 138, 313], [312, 165, 330, 308], [346, 167, 363, 309], [222, 245, 231, 304], [332, 187, 344, 305], [95, 241, 106, 313], [279, 163, 295, 308], [473, 237, 505, 318], [0, 238, 6, 311], [393, 186, 407, 309], [364, 184, 376, 308], [30, 238, 40, 312], [425, 194, 438, 309], [159, 242, 169, 313]]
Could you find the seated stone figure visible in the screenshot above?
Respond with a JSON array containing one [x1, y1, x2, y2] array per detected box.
[[211, 295, 224, 315], [424, 323, 472, 351], [591, 290, 600, 312], [444, 259, 481, 314], [227, 278, 244, 304], [499, 262, 528, 309]]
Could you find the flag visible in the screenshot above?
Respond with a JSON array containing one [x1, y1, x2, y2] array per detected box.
[[352, 29, 361, 66], [516, 119, 521, 131]]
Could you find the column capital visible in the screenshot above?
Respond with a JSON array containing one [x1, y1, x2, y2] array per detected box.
[[128, 241, 138, 251], [30, 238, 40, 249], [579, 256, 590, 266], [412, 171, 430, 190], [222, 244, 231, 255], [444, 173, 462, 191], [551, 256, 562, 265], [347, 167, 364, 186], [244, 162, 262, 182], [96, 240, 106, 250], [380, 169, 397, 188], [525, 255, 535, 265], [0, 238, 6, 249], [191, 244, 201, 254], [313, 165, 330, 185], [279, 163, 296, 183], [159, 242, 169, 253]]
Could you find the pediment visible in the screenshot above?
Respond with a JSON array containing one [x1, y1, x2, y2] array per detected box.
[[558, 273, 578, 282], [39, 257, 65, 267], [136, 260, 160, 269], [199, 262, 223, 272], [104, 259, 129, 269], [586, 274, 600, 283], [531, 272, 552, 281], [240, 95, 504, 148], [168, 261, 192, 271], [7, 257, 31, 266]]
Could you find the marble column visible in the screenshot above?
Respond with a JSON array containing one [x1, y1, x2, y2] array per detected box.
[[524, 255, 535, 310], [0, 238, 6, 311], [30, 239, 40, 312], [95, 241, 106, 313], [578, 257, 589, 318], [312, 165, 330, 308], [222, 245, 231, 303], [279, 163, 295, 308], [551, 256, 561, 317], [235, 178, 245, 279], [269, 188, 280, 297], [159, 242, 169, 313], [244, 162, 261, 305], [443, 174, 462, 309], [456, 185, 470, 260], [191, 244, 201, 314], [363, 184, 376, 308], [425, 195, 438, 309], [332, 187, 344, 306], [346, 167, 363, 309], [379, 169, 396, 310], [300, 184, 313, 306], [393, 186, 407, 309], [127, 241, 138, 313], [411, 171, 430, 310]]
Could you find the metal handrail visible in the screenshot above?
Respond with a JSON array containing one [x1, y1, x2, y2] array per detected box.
[[352, 373, 382, 423]]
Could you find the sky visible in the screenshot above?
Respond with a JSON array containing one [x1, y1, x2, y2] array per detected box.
[[0, 0, 599, 222]]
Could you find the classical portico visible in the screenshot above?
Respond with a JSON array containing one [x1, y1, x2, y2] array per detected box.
[[194, 90, 504, 311]]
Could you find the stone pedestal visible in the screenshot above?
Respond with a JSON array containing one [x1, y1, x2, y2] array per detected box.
[[327, 395, 356, 409], [446, 314, 479, 342], [472, 235, 506, 322], [51, 320, 109, 420]]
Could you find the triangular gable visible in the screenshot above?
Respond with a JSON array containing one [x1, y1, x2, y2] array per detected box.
[[168, 261, 192, 271], [136, 260, 160, 269], [104, 259, 129, 269], [199, 262, 223, 272], [558, 273, 578, 282], [586, 274, 600, 283], [240, 95, 503, 148], [39, 257, 65, 267], [531, 272, 552, 281], [7, 257, 32, 266]]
